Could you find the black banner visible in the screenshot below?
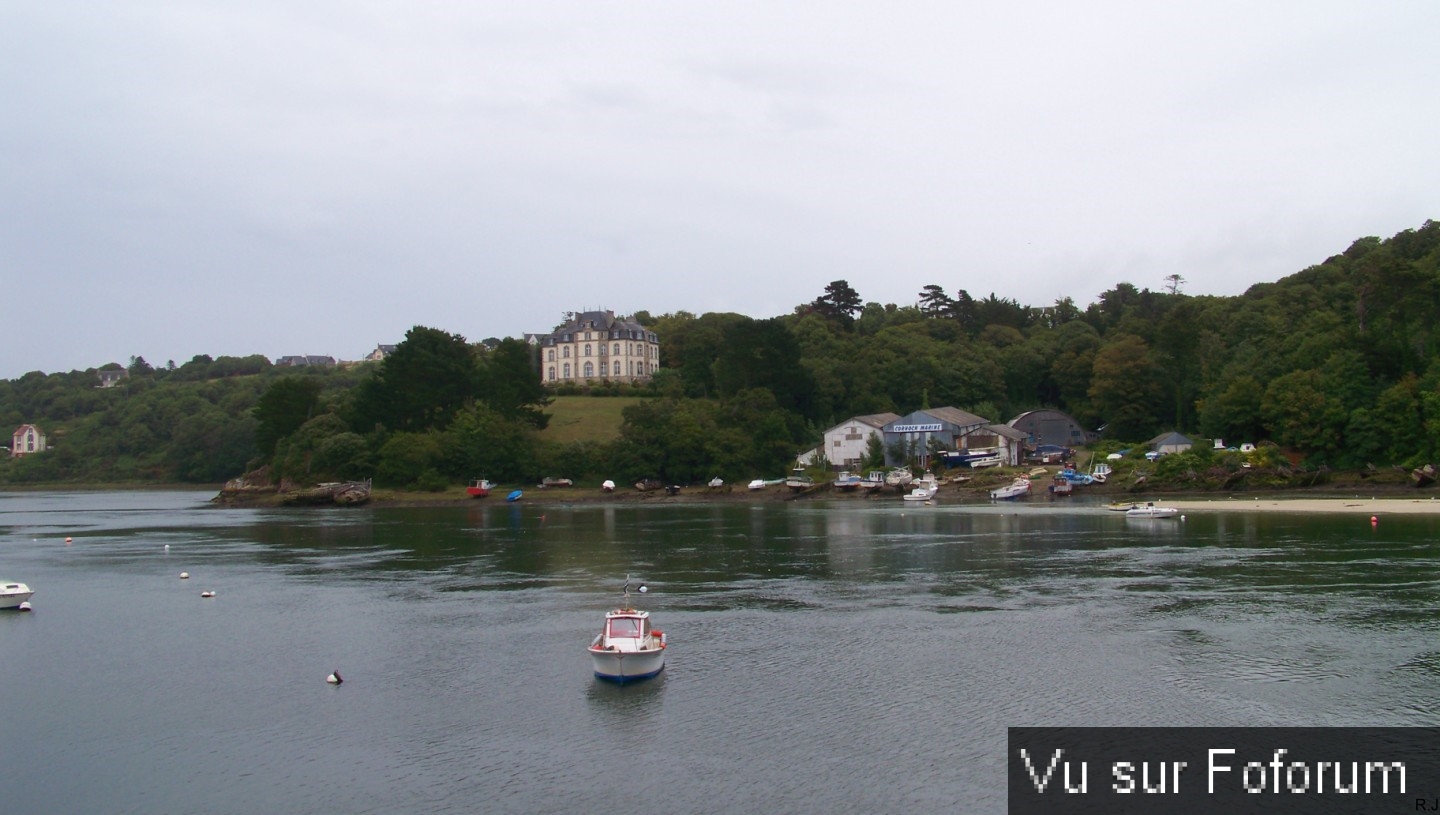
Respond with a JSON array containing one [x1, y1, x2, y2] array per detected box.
[[1009, 727, 1440, 815]]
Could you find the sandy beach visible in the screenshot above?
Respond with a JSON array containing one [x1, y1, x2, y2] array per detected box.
[[1146, 496, 1440, 515]]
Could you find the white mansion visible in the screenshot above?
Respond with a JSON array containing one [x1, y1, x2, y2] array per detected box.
[[538, 310, 660, 385]]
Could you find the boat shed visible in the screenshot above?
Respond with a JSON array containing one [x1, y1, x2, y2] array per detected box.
[[820, 412, 900, 470], [881, 407, 990, 469], [1007, 409, 1096, 448], [1147, 431, 1194, 455]]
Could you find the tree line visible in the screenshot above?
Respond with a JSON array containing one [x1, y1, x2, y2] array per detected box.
[[2, 220, 1439, 488]]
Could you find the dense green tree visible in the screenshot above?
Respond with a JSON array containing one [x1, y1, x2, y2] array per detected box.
[[810, 280, 863, 326], [348, 326, 481, 433], [253, 377, 322, 458], [478, 338, 551, 429], [1089, 334, 1164, 440]]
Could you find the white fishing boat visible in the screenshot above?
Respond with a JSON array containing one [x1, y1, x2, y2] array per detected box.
[[833, 471, 864, 490], [859, 471, 887, 491], [989, 477, 1031, 501], [884, 468, 914, 487], [786, 467, 814, 491], [588, 577, 667, 684], [1, 581, 34, 609], [1126, 502, 1179, 519], [902, 473, 940, 501]]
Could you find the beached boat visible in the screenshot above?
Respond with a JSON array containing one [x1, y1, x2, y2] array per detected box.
[[506, 489, 523, 502], [1126, 503, 1179, 518], [833, 471, 864, 490], [1105, 501, 1140, 512], [902, 473, 940, 502], [1048, 475, 1073, 496], [1, 581, 34, 610], [587, 577, 667, 684], [786, 468, 814, 491], [859, 471, 887, 491], [989, 477, 1031, 501], [748, 477, 783, 490], [466, 478, 493, 498], [884, 468, 914, 487], [1090, 463, 1112, 484]]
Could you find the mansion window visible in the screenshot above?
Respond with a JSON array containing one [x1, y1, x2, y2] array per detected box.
[[547, 349, 555, 362], [563, 363, 571, 378], [584, 362, 594, 377], [585, 344, 592, 356], [548, 367, 556, 381], [613, 343, 620, 355], [600, 362, 608, 376], [563, 347, 571, 358]]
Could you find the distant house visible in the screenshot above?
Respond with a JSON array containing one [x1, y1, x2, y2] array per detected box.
[[276, 355, 337, 367], [1007, 409, 1096, 449], [1148, 431, 1194, 455], [11, 424, 46, 457], [820, 413, 900, 470], [364, 344, 397, 362], [96, 367, 129, 388], [538, 310, 660, 385]]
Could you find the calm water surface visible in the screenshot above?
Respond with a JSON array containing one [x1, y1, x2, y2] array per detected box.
[[3, 491, 1440, 814]]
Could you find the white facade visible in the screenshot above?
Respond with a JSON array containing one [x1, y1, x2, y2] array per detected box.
[[540, 310, 660, 385], [821, 413, 900, 469], [11, 424, 45, 457]]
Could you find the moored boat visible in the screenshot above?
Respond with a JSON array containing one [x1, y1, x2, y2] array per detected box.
[[588, 577, 667, 684], [1126, 502, 1179, 518], [1, 581, 34, 609]]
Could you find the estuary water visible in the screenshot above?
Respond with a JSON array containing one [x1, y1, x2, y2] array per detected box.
[[3, 490, 1440, 814]]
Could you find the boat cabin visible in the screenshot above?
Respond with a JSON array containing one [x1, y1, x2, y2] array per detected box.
[[600, 610, 655, 652]]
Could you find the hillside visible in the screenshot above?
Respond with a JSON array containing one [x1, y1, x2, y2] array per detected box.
[[538, 396, 644, 444]]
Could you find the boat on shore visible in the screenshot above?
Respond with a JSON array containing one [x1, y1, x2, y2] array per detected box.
[[902, 472, 940, 502], [884, 468, 914, 487], [587, 577, 667, 684], [989, 477, 1031, 501], [1048, 475, 1073, 496], [833, 471, 864, 490], [786, 467, 814, 491], [466, 478, 493, 498], [1, 581, 34, 610]]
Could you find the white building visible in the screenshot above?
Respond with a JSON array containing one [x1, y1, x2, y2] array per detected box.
[[11, 424, 46, 457], [539, 310, 659, 385], [820, 413, 900, 470]]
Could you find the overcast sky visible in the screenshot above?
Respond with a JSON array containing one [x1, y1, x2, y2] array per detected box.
[[4, 2, 1437, 379]]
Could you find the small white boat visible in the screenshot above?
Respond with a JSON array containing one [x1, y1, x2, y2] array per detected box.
[[902, 473, 940, 502], [884, 468, 914, 487], [833, 471, 864, 490], [1126, 503, 1179, 518], [785, 467, 814, 491], [859, 471, 887, 491], [588, 577, 667, 684], [1, 581, 34, 609], [989, 477, 1031, 501], [1090, 463, 1112, 483]]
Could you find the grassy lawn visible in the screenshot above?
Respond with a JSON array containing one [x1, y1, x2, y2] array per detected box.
[[539, 395, 645, 444]]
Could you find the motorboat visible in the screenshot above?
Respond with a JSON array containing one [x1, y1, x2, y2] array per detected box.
[[466, 478, 493, 498], [1105, 501, 1140, 512], [1, 581, 34, 609], [833, 471, 863, 490], [902, 473, 940, 502], [989, 477, 1031, 501], [1048, 475, 1073, 496], [786, 467, 814, 491], [748, 478, 783, 490], [588, 577, 667, 684], [1126, 502, 1179, 519], [1090, 463, 1112, 484], [859, 471, 887, 491], [884, 468, 914, 487]]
